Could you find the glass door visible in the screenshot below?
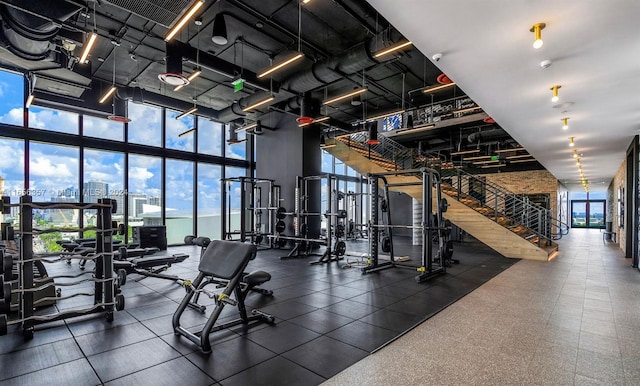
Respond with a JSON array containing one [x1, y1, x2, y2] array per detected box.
[[588, 201, 605, 228], [571, 200, 606, 228]]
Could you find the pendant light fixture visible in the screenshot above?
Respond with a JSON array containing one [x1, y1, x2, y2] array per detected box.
[[79, 2, 98, 64], [530, 23, 546, 49], [175, 19, 203, 92], [99, 42, 118, 104], [562, 117, 569, 130], [550, 85, 561, 102], [211, 12, 227, 45], [165, 0, 204, 41], [256, 0, 304, 78]]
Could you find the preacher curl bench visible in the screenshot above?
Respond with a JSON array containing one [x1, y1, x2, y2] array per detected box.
[[172, 240, 274, 354]]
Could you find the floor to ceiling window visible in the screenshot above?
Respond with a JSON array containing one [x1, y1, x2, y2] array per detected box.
[[127, 154, 162, 232], [29, 142, 80, 251], [128, 102, 162, 147], [83, 148, 125, 240], [83, 115, 124, 142], [0, 69, 24, 126], [165, 159, 194, 244], [197, 163, 222, 240], [0, 68, 251, 246]]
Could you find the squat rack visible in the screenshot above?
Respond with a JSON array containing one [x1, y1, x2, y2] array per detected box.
[[221, 177, 279, 244], [363, 168, 448, 283]]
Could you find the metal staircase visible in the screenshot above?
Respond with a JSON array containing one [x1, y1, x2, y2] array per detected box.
[[325, 132, 568, 260]]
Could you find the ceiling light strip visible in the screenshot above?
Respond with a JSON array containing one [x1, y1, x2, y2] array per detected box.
[[373, 41, 413, 58], [25, 94, 35, 109], [422, 82, 456, 94], [463, 155, 492, 161], [505, 154, 532, 160], [473, 159, 500, 165], [494, 147, 524, 153], [98, 86, 117, 104], [178, 127, 196, 137], [450, 149, 480, 156], [235, 123, 258, 133], [395, 124, 436, 135], [366, 109, 405, 122], [510, 159, 537, 164], [323, 88, 367, 105], [480, 163, 506, 168], [165, 0, 204, 42], [79, 31, 98, 64], [242, 95, 275, 112], [176, 107, 197, 119], [257, 53, 304, 78], [299, 116, 330, 127]]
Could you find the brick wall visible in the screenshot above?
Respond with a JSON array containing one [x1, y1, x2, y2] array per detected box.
[[481, 170, 559, 222]]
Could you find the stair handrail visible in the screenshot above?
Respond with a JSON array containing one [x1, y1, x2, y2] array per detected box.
[[335, 130, 565, 245]]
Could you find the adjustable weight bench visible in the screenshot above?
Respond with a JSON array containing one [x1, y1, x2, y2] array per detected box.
[[172, 240, 274, 354]]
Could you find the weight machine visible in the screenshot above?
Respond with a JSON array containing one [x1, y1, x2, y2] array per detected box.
[[363, 168, 453, 283], [221, 177, 279, 246], [267, 174, 347, 263], [0, 196, 125, 338]]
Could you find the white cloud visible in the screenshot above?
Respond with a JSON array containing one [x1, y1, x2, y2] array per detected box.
[[30, 156, 73, 178], [0, 107, 23, 126], [129, 166, 153, 182]]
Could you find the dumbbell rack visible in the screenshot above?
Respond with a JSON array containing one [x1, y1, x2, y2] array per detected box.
[[0, 196, 124, 339]]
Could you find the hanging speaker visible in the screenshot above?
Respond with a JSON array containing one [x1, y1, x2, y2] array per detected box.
[[406, 113, 414, 129], [254, 120, 263, 134]]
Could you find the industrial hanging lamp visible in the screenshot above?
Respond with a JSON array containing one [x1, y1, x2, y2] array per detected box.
[[562, 117, 569, 130], [211, 13, 228, 45]]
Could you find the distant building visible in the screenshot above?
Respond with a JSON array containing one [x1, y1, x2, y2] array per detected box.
[[83, 181, 108, 203]]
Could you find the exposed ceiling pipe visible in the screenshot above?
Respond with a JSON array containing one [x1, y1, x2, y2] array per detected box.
[[216, 28, 407, 123], [116, 86, 220, 120], [0, 1, 82, 61]]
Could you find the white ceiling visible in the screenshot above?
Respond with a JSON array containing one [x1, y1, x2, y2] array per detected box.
[[369, 0, 640, 191]]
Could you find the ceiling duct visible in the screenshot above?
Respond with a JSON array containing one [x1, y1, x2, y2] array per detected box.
[[158, 40, 189, 86], [467, 128, 508, 143], [0, 1, 82, 61], [117, 86, 219, 120], [216, 28, 407, 123]]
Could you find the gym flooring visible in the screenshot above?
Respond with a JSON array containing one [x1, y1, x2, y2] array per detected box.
[[0, 236, 516, 385]]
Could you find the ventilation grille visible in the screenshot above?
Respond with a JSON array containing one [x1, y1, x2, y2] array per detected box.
[[104, 0, 195, 27]]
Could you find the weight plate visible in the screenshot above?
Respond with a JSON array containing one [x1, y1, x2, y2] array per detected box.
[[275, 220, 286, 234], [335, 240, 346, 256], [184, 235, 195, 245], [276, 207, 287, 220], [0, 314, 7, 336], [115, 294, 125, 311], [2, 255, 11, 276], [381, 236, 391, 253], [278, 238, 287, 248], [110, 198, 117, 214]]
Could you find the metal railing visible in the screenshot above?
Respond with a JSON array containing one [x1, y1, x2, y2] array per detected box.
[[336, 132, 569, 245]]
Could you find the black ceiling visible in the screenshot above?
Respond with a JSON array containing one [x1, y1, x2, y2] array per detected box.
[[0, 0, 543, 172]]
